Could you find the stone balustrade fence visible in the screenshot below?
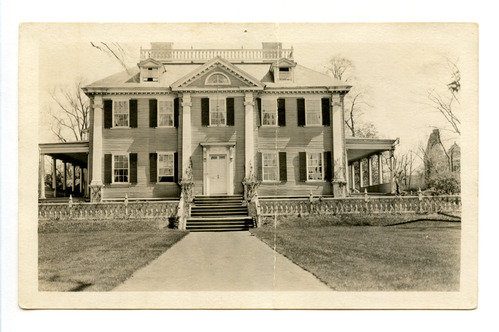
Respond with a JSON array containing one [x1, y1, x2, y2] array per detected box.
[[258, 195, 461, 217]]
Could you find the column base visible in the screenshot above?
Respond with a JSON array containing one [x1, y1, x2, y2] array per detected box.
[[89, 183, 103, 202], [332, 180, 347, 198]]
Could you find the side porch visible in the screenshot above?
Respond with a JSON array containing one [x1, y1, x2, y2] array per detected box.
[[346, 137, 399, 195]]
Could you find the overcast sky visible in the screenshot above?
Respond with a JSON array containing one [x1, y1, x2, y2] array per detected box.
[[37, 23, 477, 162]]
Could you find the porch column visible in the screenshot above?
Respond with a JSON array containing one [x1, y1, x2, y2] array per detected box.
[[351, 163, 355, 191], [52, 157, 57, 197], [390, 149, 395, 193], [90, 95, 104, 202], [85, 168, 90, 197], [368, 156, 373, 186], [79, 167, 83, 194], [331, 93, 347, 197], [181, 93, 192, 178], [244, 92, 255, 177], [378, 153, 383, 184], [39, 154, 46, 199], [72, 164, 76, 193], [62, 162, 67, 194], [359, 160, 364, 188]]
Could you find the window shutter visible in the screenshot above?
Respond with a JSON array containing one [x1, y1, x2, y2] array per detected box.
[[149, 99, 157, 128], [256, 98, 262, 127], [129, 99, 138, 128], [174, 152, 179, 183], [278, 98, 286, 127], [297, 98, 306, 126], [130, 153, 138, 183], [201, 98, 210, 126], [324, 151, 332, 181], [256, 152, 262, 181], [174, 98, 180, 128], [299, 152, 307, 182], [279, 152, 287, 181], [322, 98, 331, 126], [226, 98, 235, 126], [104, 154, 112, 184], [149, 153, 157, 183], [104, 100, 113, 129]]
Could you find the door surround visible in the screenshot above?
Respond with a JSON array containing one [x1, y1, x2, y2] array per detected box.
[[200, 142, 236, 196]]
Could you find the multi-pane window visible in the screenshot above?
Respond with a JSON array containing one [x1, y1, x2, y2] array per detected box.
[[306, 99, 322, 125], [158, 100, 174, 127], [307, 152, 323, 181], [210, 98, 226, 126], [206, 73, 230, 85], [158, 153, 174, 182], [113, 100, 129, 127], [113, 154, 129, 183], [262, 99, 277, 126], [262, 152, 279, 181]]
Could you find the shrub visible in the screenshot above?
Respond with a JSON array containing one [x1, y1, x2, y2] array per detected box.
[[427, 173, 460, 195]]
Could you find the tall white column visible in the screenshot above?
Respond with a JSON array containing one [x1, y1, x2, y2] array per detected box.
[[359, 160, 364, 188], [90, 95, 104, 202], [378, 153, 383, 184], [39, 154, 46, 199], [52, 157, 57, 197], [244, 92, 255, 177], [72, 164, 76, 193], [181, 93, 192, 178], [390, 149, 395, 193], [368, 156, 373, 186], [79, 167, 83, 194], [351, 163, 355, 191], [62, 162, 67, 193], [331, 93, 347, 197]]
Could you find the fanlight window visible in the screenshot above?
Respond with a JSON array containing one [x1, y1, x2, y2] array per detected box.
[[206, 73, 230, 85]]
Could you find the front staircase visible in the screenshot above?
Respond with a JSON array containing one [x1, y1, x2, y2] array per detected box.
[[186, 195, 254, 232]]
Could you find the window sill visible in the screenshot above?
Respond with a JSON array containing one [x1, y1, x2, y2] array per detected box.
[[156, 126, 176, 129], [108, 183, 132, 187], [155, 182, 177, 185], [207, 125, 229, 128], [110, 127, 131, 130], [306, 180, 326, 183], [261, 180, 283, 184], [304, 124, 324, 127]]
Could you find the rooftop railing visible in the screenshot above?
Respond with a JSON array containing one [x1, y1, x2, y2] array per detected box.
[[140, 47, 293, 63]]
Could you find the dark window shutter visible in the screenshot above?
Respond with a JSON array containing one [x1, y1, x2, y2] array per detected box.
[[279, 152, 287, 181], [129, 99, 138, 128], [278, 98, 286, 127], [324, 151, 332, 181], [130, 153, 138, 183], [297, 98, 306, 126], [174, 152, 179, 183], [257, 98, 262, 127], [149, 99, 157, 128], [201, 98, 210, 126], [104, 154, 112, 184], [299, 152, 307, 182], [226, 98, 235, 126], [149, 153, 157, 183], [104, 100, 113, 129], [256, 152, 262, 181], [322, 98, 331, 126], [174, 98, 179, 128]]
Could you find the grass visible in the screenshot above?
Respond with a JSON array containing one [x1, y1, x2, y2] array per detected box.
[[251, 216, 461, 291], [39, 220, 188, 291]]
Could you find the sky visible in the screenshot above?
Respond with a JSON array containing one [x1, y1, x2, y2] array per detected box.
[[37, 23, 476, 167]]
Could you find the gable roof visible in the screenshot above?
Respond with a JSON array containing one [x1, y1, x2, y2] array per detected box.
[[170, 56, 265, 91], [137, 58, 163, 68]]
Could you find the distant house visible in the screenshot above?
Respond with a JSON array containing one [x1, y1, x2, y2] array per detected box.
[[424, 129, 460, 185], [39, 42, 397, 201]]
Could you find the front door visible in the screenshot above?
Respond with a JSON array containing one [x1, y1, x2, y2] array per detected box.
[[208, 154, 228, 195]]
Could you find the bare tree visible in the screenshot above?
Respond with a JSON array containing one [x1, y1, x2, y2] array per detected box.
[[427, 58, 461, 135], [90, 42, 134, 75], [325, 55, 354, 82], [49, 79, 89, 142]]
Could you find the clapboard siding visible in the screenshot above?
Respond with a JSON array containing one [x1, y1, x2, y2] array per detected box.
[[257, 96, 333, 196], [190, 96, 245, 196], [102, 98, 180, 198]]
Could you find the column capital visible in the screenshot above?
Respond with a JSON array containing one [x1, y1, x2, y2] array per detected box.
[[182, 101, 193, 107], [93, 95, 104, 109], [244, 100, 255, 106]]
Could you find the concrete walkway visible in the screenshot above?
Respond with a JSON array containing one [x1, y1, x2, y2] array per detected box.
[[114, 231, 331, 291]]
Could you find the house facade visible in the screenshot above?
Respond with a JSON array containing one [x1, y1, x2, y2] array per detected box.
[[40, 43, 398, 202]]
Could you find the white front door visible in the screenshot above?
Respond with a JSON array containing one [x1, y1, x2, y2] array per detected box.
[[208, 154, 228, 195]]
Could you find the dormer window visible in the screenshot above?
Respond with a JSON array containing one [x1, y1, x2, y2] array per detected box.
[[279, 67, 291, 80], [143, 67, 159, 82], [206, 72, 230, 85], [272, 58, 296, 83]]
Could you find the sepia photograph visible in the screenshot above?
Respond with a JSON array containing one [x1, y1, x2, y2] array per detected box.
[[18, 22, 478, 309]]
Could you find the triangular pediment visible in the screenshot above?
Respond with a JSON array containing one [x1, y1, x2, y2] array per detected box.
[[171, 57, 264, 90], [271, 57, 297, 70], [137, 58, 162, 68]]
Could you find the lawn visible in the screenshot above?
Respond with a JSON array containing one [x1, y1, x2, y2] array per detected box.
[[39, 224, 188, 291], [251, 218, 460, 291]]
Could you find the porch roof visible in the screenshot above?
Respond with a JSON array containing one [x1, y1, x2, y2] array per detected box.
[[39, 141, 89, 167], [346, 137, 398, 162]]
